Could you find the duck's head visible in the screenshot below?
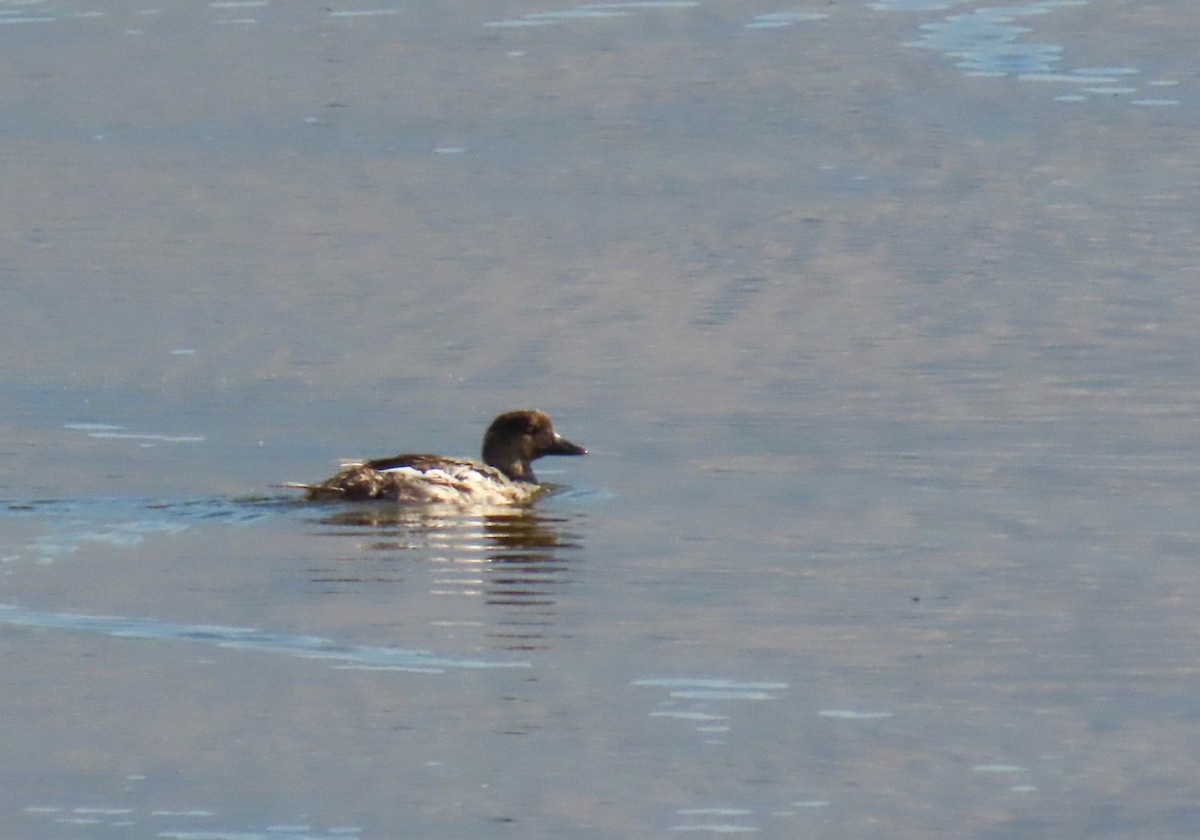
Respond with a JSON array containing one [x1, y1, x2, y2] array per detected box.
[[481, 409, 586, 482]]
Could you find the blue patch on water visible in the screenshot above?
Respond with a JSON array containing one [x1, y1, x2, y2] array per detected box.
[[890, 0, 1177, 105], [744, 12, 827, 29], [691, 278, 769, 328], [0, 605, 530, 672], [910, 4, 1068, 76], [327, 8, 400, 17], [872, 0, 977, 9], [64, 421, 205, 444], [2, 495, 286, 523], [636, 677, 789, 741], [20, 802, 365, 840], [634, 678, 789, 693], [1, 496, 288, 562], [485, 1, 697, 29]]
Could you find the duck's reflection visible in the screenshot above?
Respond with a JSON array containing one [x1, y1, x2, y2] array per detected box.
[[306, 503, 583, 650]]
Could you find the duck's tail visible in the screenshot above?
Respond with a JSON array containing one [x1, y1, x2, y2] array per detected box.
[[274, 481, 344, 493]]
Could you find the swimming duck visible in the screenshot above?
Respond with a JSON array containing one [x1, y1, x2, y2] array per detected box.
[[285, 409, 585, 506]]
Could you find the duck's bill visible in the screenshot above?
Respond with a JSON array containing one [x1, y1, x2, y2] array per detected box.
[[548, 434, 587, 456]]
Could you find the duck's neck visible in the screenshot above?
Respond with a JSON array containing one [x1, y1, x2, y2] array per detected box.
[[483, 442, 535, 483]]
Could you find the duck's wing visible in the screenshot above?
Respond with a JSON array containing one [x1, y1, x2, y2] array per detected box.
[[363, 453, 480, 473]]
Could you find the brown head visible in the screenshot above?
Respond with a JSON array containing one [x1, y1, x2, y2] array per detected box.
[[481, 409, 586, 482]]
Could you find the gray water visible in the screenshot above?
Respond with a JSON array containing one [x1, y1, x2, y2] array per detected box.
[[2, 0, 1200, 837]]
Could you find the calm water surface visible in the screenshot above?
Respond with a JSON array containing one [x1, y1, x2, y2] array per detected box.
[[2, 0, 1200, 838]]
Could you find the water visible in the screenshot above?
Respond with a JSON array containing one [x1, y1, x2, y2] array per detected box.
[[3, 0, 1200, 837]]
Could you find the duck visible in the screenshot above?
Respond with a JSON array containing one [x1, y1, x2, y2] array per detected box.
[[284, 409, 586, 506]]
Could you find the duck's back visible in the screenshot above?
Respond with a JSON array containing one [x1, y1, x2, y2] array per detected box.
[[304, 454, 535, 505]]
